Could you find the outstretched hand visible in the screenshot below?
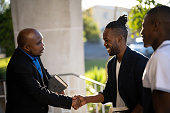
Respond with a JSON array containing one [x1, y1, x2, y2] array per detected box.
[[77, 95, 87, 107], [72, 95, 87, 110], [72, 96, 81, 110]]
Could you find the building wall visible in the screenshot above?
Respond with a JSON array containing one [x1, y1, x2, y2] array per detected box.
[[92, 6, 130, 32], [90, 6, 134, 44]]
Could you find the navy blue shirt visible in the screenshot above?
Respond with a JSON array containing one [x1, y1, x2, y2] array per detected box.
[[19, 48, 43, 78]]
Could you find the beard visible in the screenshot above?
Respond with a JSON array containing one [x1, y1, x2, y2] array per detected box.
[[108, 44, 120, 56], [29, 50, 41, 57]]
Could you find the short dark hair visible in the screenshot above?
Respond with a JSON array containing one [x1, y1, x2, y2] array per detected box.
[[105, 15, 128, 41], [147, 5, 170, 16], [147, 5, 170, 33]]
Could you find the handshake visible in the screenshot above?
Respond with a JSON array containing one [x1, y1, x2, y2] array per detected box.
[[71, 95, 87, 110]]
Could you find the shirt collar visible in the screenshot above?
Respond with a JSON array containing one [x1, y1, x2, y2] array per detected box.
[[157, 40, 170, 50], [18, 47, 38, 61]]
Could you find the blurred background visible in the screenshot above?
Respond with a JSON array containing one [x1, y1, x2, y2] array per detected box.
[[0, 0, 170, 113]]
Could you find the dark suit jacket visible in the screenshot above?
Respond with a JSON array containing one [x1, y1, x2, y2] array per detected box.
[[5, 48, 72, 113], [101, 47, 148, 113]]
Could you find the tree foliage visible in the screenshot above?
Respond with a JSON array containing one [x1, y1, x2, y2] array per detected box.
[[83, 8, 100, 43], [0, 0, 8, 13], [128, 0, 162, 38], [0, 2, 15, 57]]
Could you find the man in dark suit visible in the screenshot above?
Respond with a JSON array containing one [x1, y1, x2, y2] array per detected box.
[[75, 15, 148, 113], [5, 28, 80, 113]]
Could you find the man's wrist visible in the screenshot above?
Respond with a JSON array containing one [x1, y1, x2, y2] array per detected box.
[[84, 97, 88, 104]]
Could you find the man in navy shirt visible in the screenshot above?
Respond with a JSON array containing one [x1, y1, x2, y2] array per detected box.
[[6, 28, 80, 113]]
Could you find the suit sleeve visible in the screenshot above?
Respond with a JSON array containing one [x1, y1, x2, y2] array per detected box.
[[14, 62, 72, 109], [134, 56, 148, 105], [101, 61, 114, 104]]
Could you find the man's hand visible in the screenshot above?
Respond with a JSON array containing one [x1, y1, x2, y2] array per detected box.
[[72, 93, 104, 110], [55, 91, 65, 95], [77, 95, 87, 107], [72, 96, 81, 110], [59, 91, 65, 95], [131, 104, 142, 113]]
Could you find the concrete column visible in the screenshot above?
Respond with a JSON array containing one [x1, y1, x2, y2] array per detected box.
[[10, 0, 86, 113]]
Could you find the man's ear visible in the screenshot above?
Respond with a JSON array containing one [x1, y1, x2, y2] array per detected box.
[[23, 45, 30, 52], [118, 35, 123, 43], [153, 19, 160, 32]]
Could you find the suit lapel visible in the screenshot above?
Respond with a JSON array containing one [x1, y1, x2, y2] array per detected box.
[[16, 48, 46, 86], [38, 58, 49, 86], [116, 47, 131, 106], [31, 63, 46, 86], [110, 56, 117, 106], [119, 47, 131, 79]]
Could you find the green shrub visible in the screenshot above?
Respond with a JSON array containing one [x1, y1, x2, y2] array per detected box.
[[85, 59, 107, 72], [85, 66, 111, 113], [85, 66, 106, 94], [0, 57, 10, 80]]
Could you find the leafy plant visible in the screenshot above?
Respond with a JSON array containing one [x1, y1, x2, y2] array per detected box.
[[128, 0, 163, 38], [85, 66, 108, 113], [83, 8, 101, 43], [0, 0, 8, 13], [0, 57, 10, 80], [85, 66, 106, 94], [0, 4, 15, 56]]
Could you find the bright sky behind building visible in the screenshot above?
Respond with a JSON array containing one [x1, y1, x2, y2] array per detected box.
[[82, 0, 170, 10], [6, 0, 170, 10]]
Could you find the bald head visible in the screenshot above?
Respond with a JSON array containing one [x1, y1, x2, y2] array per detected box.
[[17, 28, 42, 48], [17, 28, 44, 56]]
